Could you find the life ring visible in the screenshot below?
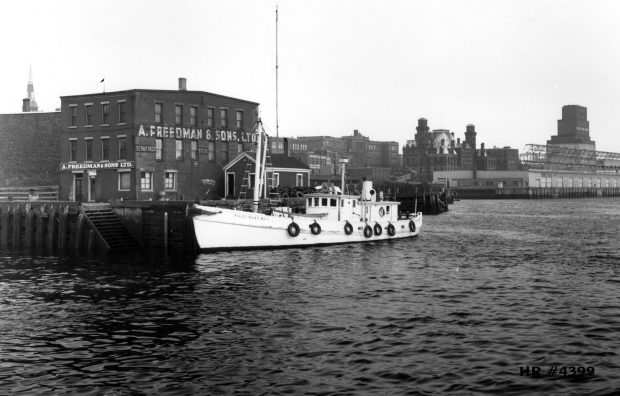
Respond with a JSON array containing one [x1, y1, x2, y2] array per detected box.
[[344, 222, 353, 235], [379, 207, 385, 217], [310, 221, 321, 235], [287, 222, 300, 237], [387, 223, 396, 236], [374, 223, 382, 236], [363, 224, 373, 238], [409, 220, 416, 233]]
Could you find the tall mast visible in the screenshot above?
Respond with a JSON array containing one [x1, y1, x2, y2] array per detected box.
[[275, 5, 279, 139]]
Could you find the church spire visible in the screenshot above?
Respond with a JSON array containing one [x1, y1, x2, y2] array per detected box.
[[26, 65, 38, 112]]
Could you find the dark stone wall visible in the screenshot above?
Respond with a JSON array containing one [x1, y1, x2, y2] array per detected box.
[[0, 112, 62, 187]]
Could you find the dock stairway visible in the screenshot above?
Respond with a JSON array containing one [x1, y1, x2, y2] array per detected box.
[[81, 203, 140, 251]]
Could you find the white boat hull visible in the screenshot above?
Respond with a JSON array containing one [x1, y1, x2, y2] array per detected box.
[[192, 204, 422, 251]]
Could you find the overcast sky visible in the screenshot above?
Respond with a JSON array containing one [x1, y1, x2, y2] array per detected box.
[[2, 0, 620, 153]]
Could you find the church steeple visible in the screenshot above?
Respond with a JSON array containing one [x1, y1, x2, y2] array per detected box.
[[25, 65, 38, 112]]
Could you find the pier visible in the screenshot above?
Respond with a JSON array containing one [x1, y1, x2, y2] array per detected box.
[[0, 201, 194, 256], [451, 186, 620, 199]]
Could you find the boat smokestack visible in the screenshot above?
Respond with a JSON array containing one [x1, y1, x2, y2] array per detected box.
[[362, 181, 376, 201]]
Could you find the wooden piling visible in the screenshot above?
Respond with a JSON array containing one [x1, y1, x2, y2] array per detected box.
[[75, 213, 85, 253], [164, 211, 169, 253], [25, 205, 34, 250], [47, 205, 58, 253], [35, 204, 45, 250], [87, 229, 96, 254], [12, 205, 22, 248], [1, 206, 9, 249], [58, 205, 69, 251]]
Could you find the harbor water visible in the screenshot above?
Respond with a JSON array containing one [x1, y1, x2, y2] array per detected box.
[[1, 198, 619, 395]]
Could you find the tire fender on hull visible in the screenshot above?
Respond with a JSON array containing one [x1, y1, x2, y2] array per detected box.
[[288, 222, 300, 237]]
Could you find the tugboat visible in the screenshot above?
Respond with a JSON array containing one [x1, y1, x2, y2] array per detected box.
[[191, 120, 422, 251]]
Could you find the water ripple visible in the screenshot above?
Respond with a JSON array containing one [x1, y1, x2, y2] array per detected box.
[[1, 199, 620, 394]]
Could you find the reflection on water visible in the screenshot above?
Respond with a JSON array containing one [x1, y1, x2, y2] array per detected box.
[[1, 198, 620, 395]]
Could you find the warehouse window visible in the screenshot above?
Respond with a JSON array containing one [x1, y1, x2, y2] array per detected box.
[[140, 171, 153, 190], [175, 139, 183, 160], [118, 136, 127, 160], [164, 171, 177, 190], [69, 105, 77, 127], [85, 138, 93, 161], [220, 142, 229, 163], [208, 141, 215, 161], [118, 171, 131, 191], [101, 137, 109, 161], [101, 102, 109, 125], [69, 139, 77, 162], [207, 107, 214, 127], [155, 138, 163, 161], [220, 108, 228, 128], [175, 104, 183, 125], [117, 100, 126, 124], [236, 110, 243, 129], [155, 102, 163, 124], [191, 140, 198, 161], [85, 104, 93, 126], [190, 106, 198, 126], [296, 173, 304, 187]]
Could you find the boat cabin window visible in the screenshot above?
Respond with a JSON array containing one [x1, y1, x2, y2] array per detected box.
[[386, 206, 390, 213], [307, 198, 313, 206], [330, 198, 337, 207], [314, 197, 319, 206], [353, 201, 356, 208], [322, 198, 328, 206]]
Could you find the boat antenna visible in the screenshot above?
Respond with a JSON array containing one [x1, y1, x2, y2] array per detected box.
[[275, 4, 279, 139]]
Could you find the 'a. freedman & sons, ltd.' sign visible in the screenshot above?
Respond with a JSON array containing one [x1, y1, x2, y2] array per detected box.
[[60, 161, 134, 172], [137, 125, 257, 143]]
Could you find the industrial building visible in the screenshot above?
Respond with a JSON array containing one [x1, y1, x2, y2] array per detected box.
[[59, 78, 260, 201], [402, 118, 517, 182], [434, 105, 620, 190]]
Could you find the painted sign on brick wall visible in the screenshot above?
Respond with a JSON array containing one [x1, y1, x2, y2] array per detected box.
[[60, 161, 135, 171]]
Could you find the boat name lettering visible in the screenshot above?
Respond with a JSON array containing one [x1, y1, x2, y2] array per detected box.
[[233, 213, 267, 221], [138, 125, 257, 143]]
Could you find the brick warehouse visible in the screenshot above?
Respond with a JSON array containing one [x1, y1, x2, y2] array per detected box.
[[59, 78, 260, 202], [0, 110, 62, 187]]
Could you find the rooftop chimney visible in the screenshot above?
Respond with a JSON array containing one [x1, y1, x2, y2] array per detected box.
[[22, 98, 31, 112], [178, 77, 187, 91]]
